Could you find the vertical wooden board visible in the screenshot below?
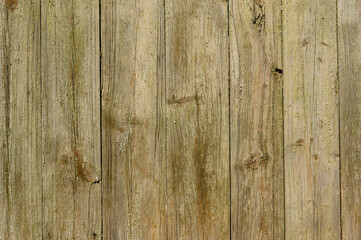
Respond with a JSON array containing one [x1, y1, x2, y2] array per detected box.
[[101, 0, 164, 239], [0, 1, 42, 239], [283, 0, 340, 239], [72, 1, 101, 238], [338, 0, 361, 239], [230, 0, 284, 239], [41, 0, 100, 239], [0, 1, 9, 237], [0, 2, 6, 236], [165, 0, 229, 239]]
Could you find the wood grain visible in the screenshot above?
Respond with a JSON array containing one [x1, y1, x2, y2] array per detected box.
[[338, 0, 361, 239], [101, 0, 229, 239], [283, 0, 340, 239], [41, 0, 100, 239], [101, 0, 165, 239], [0, 1, 42, 239], [164, 0, 229, 239], [2, 0, 361, 239], [230, 0, 284, 239]]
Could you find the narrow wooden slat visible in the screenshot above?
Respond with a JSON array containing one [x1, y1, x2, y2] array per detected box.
[[283, 0, 340, 238], [0, 1, 42, 239], [230, 0, 284, 238], [0, 2, 6, 235], [164, 0, 229, 238], [338, 0, 361, 238], [101, 0, 165, 238], [41, 0, 101, 239]]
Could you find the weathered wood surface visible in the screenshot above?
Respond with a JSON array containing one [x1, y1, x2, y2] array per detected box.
[[339, 0, 361, 239], [283, 0, 340, 239], [41, 0, 101, 239], [230, 0, 284, 239], [165, 0, 229, 238], [101, 0, 229, 239], [1, 0, 101, 239], [1, 0, 361, 239], [0, 1, 42, 239], [101, 0, 164, 238]]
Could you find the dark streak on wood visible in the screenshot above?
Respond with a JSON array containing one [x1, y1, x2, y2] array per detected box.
[[1, 8, 11, 237], [293, 138, 305, 147], [193, 127, 210, 225], [167, 95, 196, 105]]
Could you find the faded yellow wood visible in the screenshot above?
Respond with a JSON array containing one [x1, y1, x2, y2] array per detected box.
[[283, 0, 340, 239], [101, 0, 165, 239], [0, 1, 42, 239], [165, 0, 229, 238], [338, 0, 361, 239], [41, 0, 101, 239], [230, 0, 284, 239]]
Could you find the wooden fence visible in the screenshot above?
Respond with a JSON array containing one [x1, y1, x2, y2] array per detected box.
[[0, 0, 360, 239]]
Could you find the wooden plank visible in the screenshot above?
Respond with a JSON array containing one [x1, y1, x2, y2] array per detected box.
[[164, 0, 229, 238], [229, 0, 284, 239], [283, 0, 340, 239], [0, 1, 42, 239], [338, 0, 361, 239], [101, 0, 165, 239], [41, 0, 101, 239], [101, 0, 229, 238]]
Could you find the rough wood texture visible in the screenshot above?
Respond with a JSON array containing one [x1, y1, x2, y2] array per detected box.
[[283, 0, 340, 239], [338, 0, 361, 239], [230, 0, 284, 239], [165, 0, 229, 239], [2, 0, 361, 239], [101, 0, 165, 239], [102, 0, 229, 238], [41, 0, 101, 239], [0, 1, 42, 239]]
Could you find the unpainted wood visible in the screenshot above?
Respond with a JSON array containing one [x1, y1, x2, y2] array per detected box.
[[101, 0, 229, 239], [41, 0, 101, 239], [0, 1, 42, 239], [230, 0, 284, 239], [165, 0, 229, 238], [2, 0, 358, 239], [283, 0, 340, 239], [101, 0, 165, 239], [338, 0, 361, 239]]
